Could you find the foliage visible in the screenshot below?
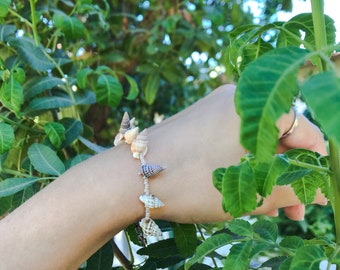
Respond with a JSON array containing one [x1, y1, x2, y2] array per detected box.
[[1, 0, 331, 269], [191, 2, 340, 270], [0, 0, 289, 268]]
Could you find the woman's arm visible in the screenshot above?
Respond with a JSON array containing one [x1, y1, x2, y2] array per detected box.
[[0, 84, 327, 269]]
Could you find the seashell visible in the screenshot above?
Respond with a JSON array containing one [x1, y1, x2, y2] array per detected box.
[[113, 132, 124, 146], [124, 127, 139, 144], [140, 164, 166, 178], [139, 217, 162, 236], [119, 112, 131, 134], [135, 224, 147, 246], [139, 194, 165, 208], [129, 117, 136, 129], [131, 129, 148, 158]]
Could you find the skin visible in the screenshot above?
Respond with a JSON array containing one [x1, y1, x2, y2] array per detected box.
[[0, 84, 327, 269]]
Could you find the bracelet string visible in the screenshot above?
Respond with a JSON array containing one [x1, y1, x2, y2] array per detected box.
[[114, 112, 166, 245]]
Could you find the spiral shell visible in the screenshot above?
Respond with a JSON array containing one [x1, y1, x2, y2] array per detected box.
[[139, 218, 162, 236], [129, 117, 136, 129], [139, 194, 165, 208], [124, 127, 139, 144], [119, 112, 131, 134], [113, 132, 124, 146], [141, 164, 166, 178], [131, 129, 148, 158]]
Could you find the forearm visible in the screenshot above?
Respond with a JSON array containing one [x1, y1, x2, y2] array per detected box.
[[0, 144, 145, 269], [0, 85, 241, 269]]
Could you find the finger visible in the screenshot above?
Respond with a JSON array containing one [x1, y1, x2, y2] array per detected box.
[[283, 204, 305, 221], [265, 209, 279, 217]]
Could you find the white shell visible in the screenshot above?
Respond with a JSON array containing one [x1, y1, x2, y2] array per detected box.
[[129, 117, 136, 129], [141, 164, 166, 178], [139, 218, 162, 236], [113, 132, 124, 146], [131, 129, 148, 158], [139, 194, 165, 208], [119, 112, 131, 134], [124, 127, 139, 144]]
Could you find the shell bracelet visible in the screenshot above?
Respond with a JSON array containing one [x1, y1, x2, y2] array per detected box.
[[114, 112, 166, 245]]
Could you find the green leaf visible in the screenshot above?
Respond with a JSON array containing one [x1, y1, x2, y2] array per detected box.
[[185, 233, 232, 270], [95, 74, 123, 107], [25, 94, 73, 113], [77, 67, 93, 89], [0, 177, 40, 197], [65, 154, 92, 169], [86, 240, 113, 270], [74, 90, 96, 105], [0, 74, 23, 117], [255, 155, 289, 197], [301, 71, 340, 147], [185, 263, 212, 270], [228, 219, 253, 238], [28, 143, 65, 176], [53, 12, 87, 39], [125, 74, 139, 100], [139, 261, 157, 270], [277, 13, 336, 50], [212, 167, 226, 193], [9, 37, 55, 71], [279, 236, 304, 252], [261, 256, 289, 270], [0, 196, 13, 215], [235, 47, 309, 162], [142, 73, 160, 105], [0, 0, 10, 17], [279, 257, 293, 270], [137, 238, 179, 258], [12, 67, 25, 84], [59, 118, 83, 147], [222, 161, 257, 217], [290, 246, 326, 270], [44, 122, 66, 149], [290, 172, 322, 204], [23, 76, 65, 100], [0, 123, 14, 154], [223, 241, 252, 270], [11, 185, 35, 209], [78, 136, 107, 153], [277, 149, 329, 187], [253, 220, 278, 243], [226, 25, 274, 76], [171, 223, 197, 257], [0, 24, 16, 42]]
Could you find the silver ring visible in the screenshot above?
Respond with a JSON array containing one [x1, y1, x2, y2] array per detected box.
[[280, 107, 299, 139]]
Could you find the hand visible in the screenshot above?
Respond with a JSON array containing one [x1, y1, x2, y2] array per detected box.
[[273, 109, 328, 220]]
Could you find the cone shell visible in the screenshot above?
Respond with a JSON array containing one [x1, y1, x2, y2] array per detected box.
[[113, 132, 124, 146], [131, 129, 148, 158], [141, 164, 166, 178], [129, 117, 136, 129], [124, 127, 139, 144], [119, 112, 131, 134], [139, 218, 162, 236], [139, 194, 165, 208]]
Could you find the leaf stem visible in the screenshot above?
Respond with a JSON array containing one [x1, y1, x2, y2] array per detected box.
[[196, 224, 219, 268], [288, 158, 331, 174], [110, 238, 133, 270], [29, 0, 39, 46], [8, 9, 33, 28], [328, 138, 340, 269], [311, 0, 327, 71]]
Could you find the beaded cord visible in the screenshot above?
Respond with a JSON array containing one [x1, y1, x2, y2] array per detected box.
[[114, 112, 166, 245]]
